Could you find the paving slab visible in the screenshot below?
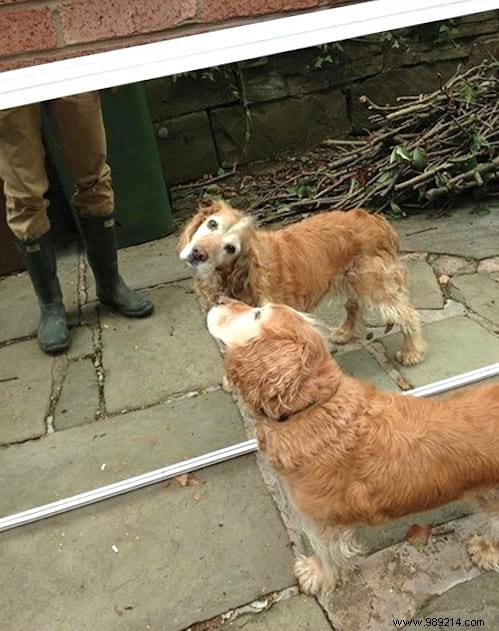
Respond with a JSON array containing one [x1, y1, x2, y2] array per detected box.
[[227, 595, 331, 630], [0, 456, 295, 631], [101, 282, 223, 414], [383, 317, 499, 386], [405, 259, 444, 309], [0, 338, 51, 445], [450, 272, 499, 327], [418, 299, 466, 326], [336, 349, 399, 392], [85, 233, 189, 301], [0, 251, 79, 343], [54, 359, 100, 430], [396, 205, 499, 258], [313, 294, 345, 328], [414, 572, 499, 627], [477, 256, 499, 273], [67, 324, 94, 360], [326, 514, 483, 631], [0, 389, 245, 517], [429, 254, 477, 277]]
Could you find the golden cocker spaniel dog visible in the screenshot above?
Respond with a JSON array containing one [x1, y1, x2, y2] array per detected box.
[[207, 297, 499, 595], [178, 200, 426, 365]]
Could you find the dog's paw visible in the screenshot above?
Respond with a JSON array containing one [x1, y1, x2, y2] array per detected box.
[[396, 349, 425, 366], [468, 535, 499, 572], [222, 375, 233, 393], [294, 555, 332, 595]]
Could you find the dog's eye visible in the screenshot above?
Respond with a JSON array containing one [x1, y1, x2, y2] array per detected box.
[[254, 309, 261, 320], [207, 219, 218, 230], [224, 244, 236, 255]]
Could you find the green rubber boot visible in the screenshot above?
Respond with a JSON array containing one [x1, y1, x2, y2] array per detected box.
[[79, 215, 154, 317], [16, 234, 70, 354]]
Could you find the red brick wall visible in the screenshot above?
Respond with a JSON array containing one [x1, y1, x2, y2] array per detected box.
[[0, 0, 364, 72]]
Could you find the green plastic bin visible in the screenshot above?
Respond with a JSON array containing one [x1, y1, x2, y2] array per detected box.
[[43, 83, 174, 248]]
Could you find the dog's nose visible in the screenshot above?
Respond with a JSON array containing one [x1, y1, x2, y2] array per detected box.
[[190, 246, 208, 263]]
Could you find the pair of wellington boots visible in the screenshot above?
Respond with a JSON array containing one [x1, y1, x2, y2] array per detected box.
[[16, 215, 154, 354]]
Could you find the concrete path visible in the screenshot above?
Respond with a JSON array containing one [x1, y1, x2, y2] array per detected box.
[[1, 202, 499, 629]]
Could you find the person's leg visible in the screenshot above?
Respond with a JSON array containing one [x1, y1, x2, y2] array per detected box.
[[50, 92, 153, 317], [0, 105, 69, 353]]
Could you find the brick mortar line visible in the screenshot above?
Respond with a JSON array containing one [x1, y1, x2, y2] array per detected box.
[[49, 4, 64, 50]]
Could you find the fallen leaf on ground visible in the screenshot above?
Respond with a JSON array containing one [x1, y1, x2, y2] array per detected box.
[[175, 473, 200, 487], [396, 375, 412, 391], [439, 274, 450, 285], [405, 523, 432, 550]]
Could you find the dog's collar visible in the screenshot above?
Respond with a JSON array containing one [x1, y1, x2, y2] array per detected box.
[[261, 399, 318, 423]]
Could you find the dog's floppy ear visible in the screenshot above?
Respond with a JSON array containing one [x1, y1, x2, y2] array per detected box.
[[225, 328, 327, 420], [176, 199, 240, 254]]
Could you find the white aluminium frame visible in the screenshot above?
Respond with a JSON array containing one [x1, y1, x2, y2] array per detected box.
[[0, 0, 498, 530]]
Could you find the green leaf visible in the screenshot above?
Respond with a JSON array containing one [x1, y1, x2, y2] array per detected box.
[[412, 147, 428, 170], [469, 133, 490, 153], [476, 205, 491, 216], [377, 171, 393, 184], [460, 83, 475, 104], [387, 201, 407, 218], [435, 173, 447, 187], [390, 145, 412, 164], [463, 156, 478, 172], [288, 184, 310, 198]]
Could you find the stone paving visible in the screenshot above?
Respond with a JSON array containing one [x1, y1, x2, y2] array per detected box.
[[1, 202, 499, 630]]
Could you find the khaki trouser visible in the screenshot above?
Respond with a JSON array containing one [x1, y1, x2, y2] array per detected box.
[[0, 91, 114, 242]]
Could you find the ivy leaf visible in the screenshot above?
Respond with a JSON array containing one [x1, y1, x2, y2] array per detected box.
[[390, 145, 412, 164], [288, 184, 310, 198], [435, 173, 447, 187], [463, 156, 478, 172], [476, 205, 491, 216], [461, 83, 475, 104], [377, 171, 393, 184], [412, 147, 428, 170], [386, 201, 406, 219], [469, 133, 490, 153]]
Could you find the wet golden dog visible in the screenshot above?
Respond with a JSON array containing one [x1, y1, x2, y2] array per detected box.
[[178, 200, 425, 365], [207, 298, 499, 595]]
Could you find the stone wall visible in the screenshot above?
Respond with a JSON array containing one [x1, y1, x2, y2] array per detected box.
[[0, 0, 358, 72], [146, 11, 499, 184]]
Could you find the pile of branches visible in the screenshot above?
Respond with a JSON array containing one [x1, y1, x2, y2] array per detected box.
[[247, 60, 499, 223]]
